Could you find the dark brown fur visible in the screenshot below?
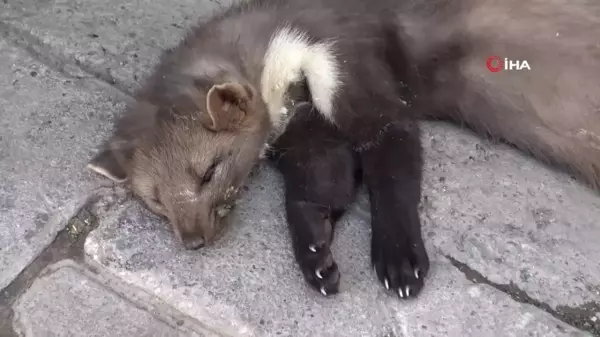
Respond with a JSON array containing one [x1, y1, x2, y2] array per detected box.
[[266, 102, 361, 296]]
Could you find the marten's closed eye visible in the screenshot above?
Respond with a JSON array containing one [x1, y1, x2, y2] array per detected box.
[[198, 160, 219, 187]]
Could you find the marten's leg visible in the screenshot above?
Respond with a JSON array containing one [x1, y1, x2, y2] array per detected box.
[[267, 103, 361, 296]]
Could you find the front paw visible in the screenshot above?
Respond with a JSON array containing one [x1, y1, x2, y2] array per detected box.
[[371, 229, 429, 299], [296, 240, 340, 297]]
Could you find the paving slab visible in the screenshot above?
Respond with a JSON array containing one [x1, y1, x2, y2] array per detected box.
[[2, 0, 240, 93], [416, 122, 600, 312], [11, 259, 204, 337], [3, 0, 598, 311], [0, 37, 122, 289], [85, 161, 593, 337], [2, 0, 599, 333]]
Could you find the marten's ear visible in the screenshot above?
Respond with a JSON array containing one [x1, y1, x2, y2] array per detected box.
[[201, 82, 255, 131], [87, 144, 131, 183], [87, 101, 158, 183]]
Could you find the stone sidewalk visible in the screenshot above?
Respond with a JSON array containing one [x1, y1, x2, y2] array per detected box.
[[0, 0, 599, 336]]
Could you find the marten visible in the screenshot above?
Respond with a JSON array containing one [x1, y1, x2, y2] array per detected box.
[[87, 0, 600, 299]]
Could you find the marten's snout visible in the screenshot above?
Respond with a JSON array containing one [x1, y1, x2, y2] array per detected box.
[[174, 203, 234, 250], [177, 224, 207, 250], [181, 234, 205, 250], [172, 209, 215, 251]]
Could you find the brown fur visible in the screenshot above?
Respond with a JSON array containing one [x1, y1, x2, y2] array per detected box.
[[266, 101, 361, 296], [88, 0, 600, 295], [398, 0, 600, 188], [88, 0, 404, 249], [89, 70, 270, 249], [467, 0, 600, 188]]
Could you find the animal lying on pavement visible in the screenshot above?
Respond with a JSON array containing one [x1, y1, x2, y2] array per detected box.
[[87, 0, 600, 299]]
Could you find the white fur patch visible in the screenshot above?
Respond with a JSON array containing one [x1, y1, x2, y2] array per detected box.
[[261, 26, 341, 128]]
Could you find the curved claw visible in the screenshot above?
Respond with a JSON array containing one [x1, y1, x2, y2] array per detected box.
[[315, 268, 323, 279], [309, 244, 317, 253], [320, 286, 328, 296]]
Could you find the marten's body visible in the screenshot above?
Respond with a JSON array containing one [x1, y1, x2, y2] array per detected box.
[[88, 0, 600, 299]]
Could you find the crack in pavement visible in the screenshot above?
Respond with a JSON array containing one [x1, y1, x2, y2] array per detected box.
[[446, 255, 600, 336], [0, 193, 106, 337], [0, 188, 226, 337], [2, 14, 600, 337]]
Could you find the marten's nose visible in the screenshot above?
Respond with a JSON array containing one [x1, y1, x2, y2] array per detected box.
[[182, 235, 205, 250]]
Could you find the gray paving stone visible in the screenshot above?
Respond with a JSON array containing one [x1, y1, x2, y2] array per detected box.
[[0, 38, 121, 289], [2, 0, 240, 93], [3, 0, 598, 332], [416, 122, 600, 311], [85, 163, 593, 337], [12, 260, 204, 337], [3, 0, 598, 313]]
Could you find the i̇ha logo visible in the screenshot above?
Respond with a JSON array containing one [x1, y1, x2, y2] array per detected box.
[[486, 56, 531, 72]]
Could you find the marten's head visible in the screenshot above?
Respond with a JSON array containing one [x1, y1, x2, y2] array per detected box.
[[88, 80, 271, 250]]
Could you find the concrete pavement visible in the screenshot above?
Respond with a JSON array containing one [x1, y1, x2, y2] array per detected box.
[[0, 0, 599, 336]]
